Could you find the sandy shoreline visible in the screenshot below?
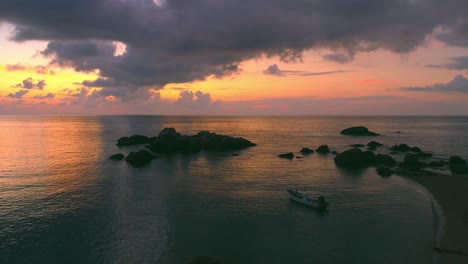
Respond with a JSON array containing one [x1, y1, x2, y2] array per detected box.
[[401, 173, 468, 263]]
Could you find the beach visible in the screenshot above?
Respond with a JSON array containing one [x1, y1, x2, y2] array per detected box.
[[403, 173, 468, 263]]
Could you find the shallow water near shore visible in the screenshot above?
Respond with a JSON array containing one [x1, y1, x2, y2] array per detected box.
[[1, 116, 467, 264]]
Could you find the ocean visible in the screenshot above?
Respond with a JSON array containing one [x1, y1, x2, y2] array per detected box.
[[1, 115, 467, 264]]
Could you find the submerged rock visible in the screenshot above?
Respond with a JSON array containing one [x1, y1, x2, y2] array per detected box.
[[109, 153, 125, 161], [279, 152, 294, 159], [340, 126, 380, 136], [300, 147, 314, 154], [334, 148, 375, 169], [316, 145, 330, 154], [117, 135, 151, 146], [376, 167, 395, 177], [125, 149, 157, 167]]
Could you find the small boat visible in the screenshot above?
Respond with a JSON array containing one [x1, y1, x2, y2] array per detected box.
[[287, 189, 329, 209]]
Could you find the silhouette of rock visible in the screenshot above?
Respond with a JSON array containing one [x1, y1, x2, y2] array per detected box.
[[331, 151, 339, 155], [300, 147, 314, 154], [399, 153, 426, 170], [417, 152, 433, 158], [334, 148, 375, 169], [185, 256, 222, 264], [376, 167, 395, 177], [125, 150, 157, 167], [391, 144, 411, 152], [449, 156, 468, 174], [375, 154, 397, 167], [340, 126, 380, 136], [351, 144, 365, 148], [117, 135, 151, 146], [410, 146, 422, 153], [146, 128, 256, 154], [367, 141, 383, 148], [316, 145, 330, 154], [109, 153, 125, 160], [279, 152, 294, 159]]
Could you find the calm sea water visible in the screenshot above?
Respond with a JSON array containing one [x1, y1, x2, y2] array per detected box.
[[1, 116, 467, 264]]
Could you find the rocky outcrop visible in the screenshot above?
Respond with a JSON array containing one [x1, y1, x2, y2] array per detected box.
[[316, 145, 330, 154], [125, 150, 157, 167], [300, 147, 314, 154], [109, 153, 125, 161], [145, 128, 256, 154], [391, 144, 411, 152], [376, 167, 395, 177], [350, 144, 365, 148], [334, 148, 375, 169], [340, 126, 380, 136], [449, 156, 468, 174], [117, 135, 152, 146], [279, 152, 294, 159]]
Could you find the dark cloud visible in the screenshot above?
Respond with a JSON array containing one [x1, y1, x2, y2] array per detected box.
[[7, 89, 29, 98], [426, 56, 468, 70], [33, 93, 55, 99], [322, 53, 354, 64], [1, 0, 467, 99], [263, 64, 349, 77], [400, 75, 468, 93], [13, 77, 46, 90]]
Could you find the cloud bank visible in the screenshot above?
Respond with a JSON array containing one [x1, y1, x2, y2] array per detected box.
[[400, 74, 468, 93], [263, 64, 349, 77]]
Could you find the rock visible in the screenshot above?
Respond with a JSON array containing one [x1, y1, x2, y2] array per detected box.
[[331, 151, 339, 155], [125, 150, 157, 167], [410, 146, 422, 153], [185, 256, 221, 264], [376, 167, 395, 177], [340, 126, 380, 136], [429, 161, 444, 167], [391, 144, 411, 152], [367, 141, 383, 148], [375, 154, 397, 167], [109, 153, 125, 160], [334, 148, 375, 169], [146, 128, 256, 153], [117, 135, 151, 146], [350, 144, 365, 148], [279, 152, 294, 159], [316, 145, 330, 154], [367, 146, 377, 151], [399, 153, 426, 170], [300, 147, 314, 154], [158, 127, 179, 138], [417, 152, 433, 158], [449, 156, 466, 165], [449, 156, 468, 174], [450, 164, 468, 174]]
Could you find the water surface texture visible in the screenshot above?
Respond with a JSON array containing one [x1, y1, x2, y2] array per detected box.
[[1, 116, 467, 264]]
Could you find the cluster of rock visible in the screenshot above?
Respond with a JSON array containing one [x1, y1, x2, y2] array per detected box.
[[278, 145, 337, 159], [110, 128, 256, 167], [335, 140, 467, 176]]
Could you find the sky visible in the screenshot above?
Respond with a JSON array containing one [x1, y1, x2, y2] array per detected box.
[[0, 0, 467, 115]]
